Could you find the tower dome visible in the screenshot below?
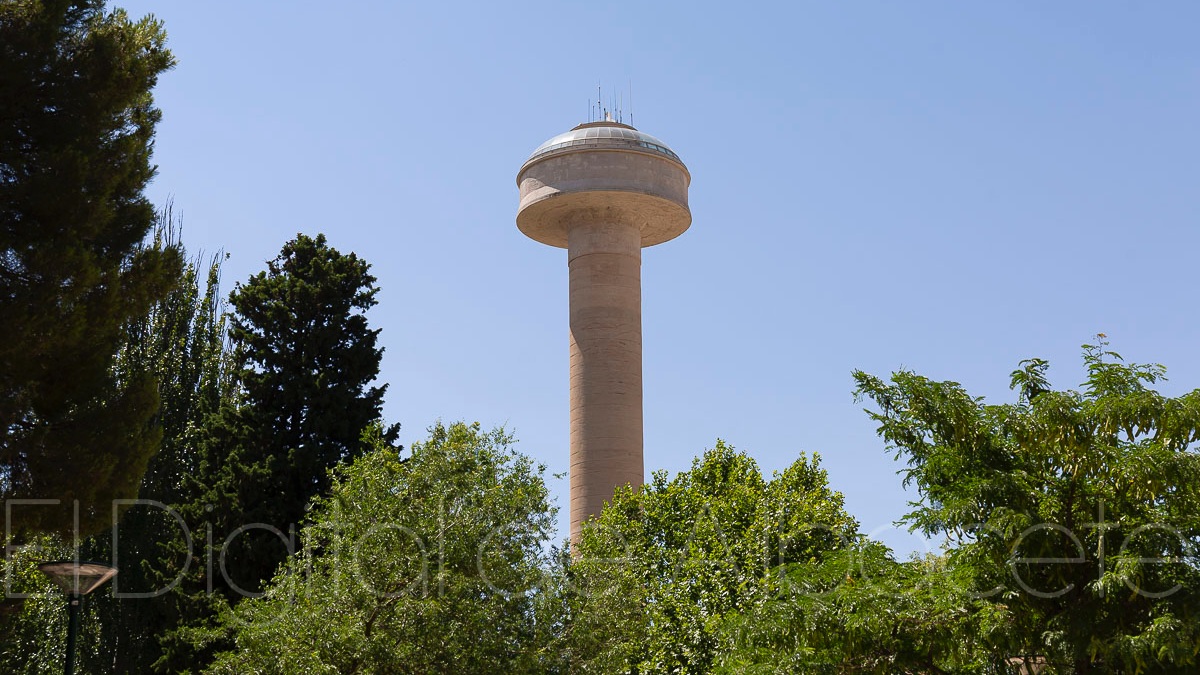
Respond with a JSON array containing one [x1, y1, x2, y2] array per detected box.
[[522, 121, 684, 168]]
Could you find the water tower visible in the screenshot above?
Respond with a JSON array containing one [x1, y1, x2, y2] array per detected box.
[[516, 118, 690, 543]]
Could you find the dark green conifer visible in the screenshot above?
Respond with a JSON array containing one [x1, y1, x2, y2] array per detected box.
[[205, 233, 399, 596], [0, 0, 180, 536]]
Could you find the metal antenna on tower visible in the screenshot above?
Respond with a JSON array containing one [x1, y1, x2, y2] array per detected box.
[[629, 80, 634, 127]]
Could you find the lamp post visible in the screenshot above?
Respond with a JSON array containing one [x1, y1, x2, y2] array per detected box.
[[37, 560, 117, 675]]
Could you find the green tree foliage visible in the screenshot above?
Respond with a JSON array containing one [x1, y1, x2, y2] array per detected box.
[[227, 232, 398, 493], [717, 543, 1007, 673], [0, 536, 80, 674], [204, 422, 556, 674], [0, 0, 180, 536], [84, 219, 234, 673], [562, 441, 859, 673], [1, 217, 236, 673], [853, 339, 1200, 672], [196, 233, 399, 599]]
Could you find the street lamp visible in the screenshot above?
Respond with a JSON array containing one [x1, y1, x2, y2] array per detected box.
[[37, 560, 117, 675]]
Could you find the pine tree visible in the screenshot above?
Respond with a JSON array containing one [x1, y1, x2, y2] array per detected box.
[[1, 216, 236, 673], [0, 0, 180, 536]]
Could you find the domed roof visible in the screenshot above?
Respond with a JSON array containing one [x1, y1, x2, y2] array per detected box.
[[524, 121, 683, 166]]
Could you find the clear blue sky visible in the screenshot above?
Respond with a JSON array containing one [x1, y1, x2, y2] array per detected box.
[[117, 0, 1200, 555]]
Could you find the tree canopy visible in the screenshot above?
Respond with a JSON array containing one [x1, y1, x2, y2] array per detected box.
[[197, 233, 399, 598], [205, 422, 556, 674], [717, 542, 999, 673], [563, 441, 860, 673], [89, 222, 234, 673], [0, 217, 236, 674], [0, 0, 180, 536], [853, 339, 1200, 672], [10, 338, 1198, 673]]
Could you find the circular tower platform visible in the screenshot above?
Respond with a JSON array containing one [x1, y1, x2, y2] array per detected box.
[[517, 121, 691, 249]]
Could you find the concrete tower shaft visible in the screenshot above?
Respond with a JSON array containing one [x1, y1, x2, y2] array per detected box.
[[517, 121, 690, 544]]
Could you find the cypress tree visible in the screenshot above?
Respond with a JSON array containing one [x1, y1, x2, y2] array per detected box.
[[205, 233, 399, 596]]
